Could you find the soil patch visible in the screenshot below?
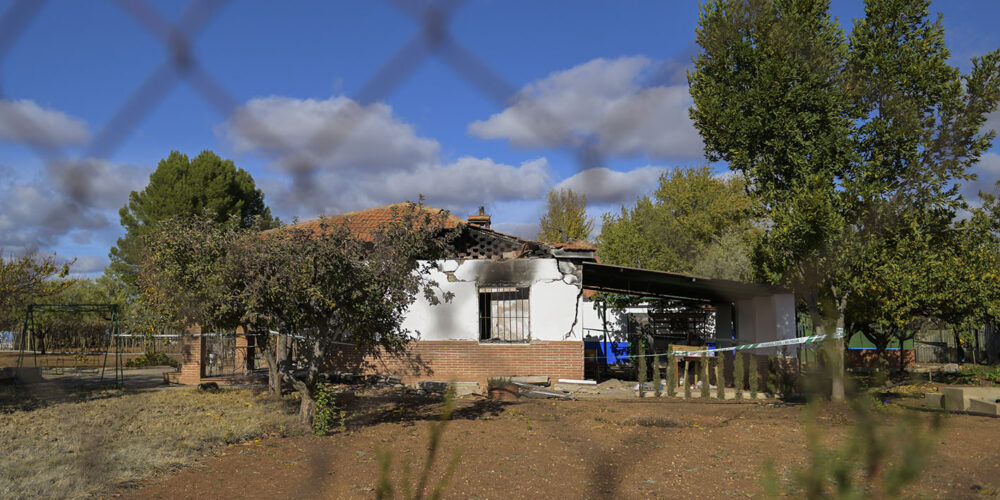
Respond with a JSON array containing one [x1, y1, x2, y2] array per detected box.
[[119, 389, 1000, 499]]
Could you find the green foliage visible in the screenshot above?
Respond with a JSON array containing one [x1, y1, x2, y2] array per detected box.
[[110, 150, 277, 288], [749, 355, 758, 399], [938, 365, 1000, 386], [690, 0, 1000, 393], [124, 352, 179, 368], [376, 388, 461, 500], [0, 252, 71, 330], [139, 201, 458, 424], [17, 278, 118, 354], [598, 166, 756, 279], [312, 383, 346, 436], [537, 188, 593, 243], [734, 353, 744, 399]]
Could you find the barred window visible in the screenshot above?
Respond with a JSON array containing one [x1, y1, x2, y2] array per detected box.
[[479, 286, 530, 342]]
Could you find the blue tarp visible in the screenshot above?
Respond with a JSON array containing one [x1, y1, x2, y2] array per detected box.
[[585, 341, 718, 364], [585, 341, 630, 364]]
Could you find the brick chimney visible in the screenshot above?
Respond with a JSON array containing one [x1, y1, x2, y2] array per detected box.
[[467, 206, 491, 229]]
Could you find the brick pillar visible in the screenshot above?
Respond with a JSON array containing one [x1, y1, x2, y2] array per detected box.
[[179, 324, 204, 385]]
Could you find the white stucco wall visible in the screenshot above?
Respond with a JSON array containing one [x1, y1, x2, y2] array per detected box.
[[402, 258, 585, 342], [735, 293, 798, 355], [402, 258, 797, 351]]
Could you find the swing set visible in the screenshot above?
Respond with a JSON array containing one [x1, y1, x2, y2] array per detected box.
[[15, 303, 124, 387]]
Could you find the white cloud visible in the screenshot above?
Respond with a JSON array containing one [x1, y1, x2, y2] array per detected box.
[[555, 166, 665, 205], [986, 110, 1000, 137], [221, 95, 439, 175], [491, 221, 539, 240], [364, 157, 550, 208], [0, 159, 149, 253], [67, 255, 108, 274], [966, 152, 1000, 202], [221, 95, 553, 219], [0, 99, 90, 147], [468, 56, 704, 160]]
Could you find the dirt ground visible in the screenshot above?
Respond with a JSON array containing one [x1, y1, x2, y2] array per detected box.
[[118, 389, 1000, 499]]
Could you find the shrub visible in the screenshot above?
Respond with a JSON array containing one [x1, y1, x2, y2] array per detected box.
[[734, 353, 744, 399], [486, 377, 513, 389], [124, 351, 179, 368], [312, 383, 346, 436]]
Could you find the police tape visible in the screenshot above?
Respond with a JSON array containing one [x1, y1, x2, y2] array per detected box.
[[662, 333, 844, 358]]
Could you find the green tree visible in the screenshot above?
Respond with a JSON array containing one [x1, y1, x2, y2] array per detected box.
[[598, 166, 755, 278], [0, 252, 71, 331], [109, 150, 277, 287], [537, 188, 593, 243], [689, 0, 1000, 393], [140, 203, 457, 425]]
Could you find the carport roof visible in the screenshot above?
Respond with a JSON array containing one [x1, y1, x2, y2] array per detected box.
[[581, 263, 791, 303]]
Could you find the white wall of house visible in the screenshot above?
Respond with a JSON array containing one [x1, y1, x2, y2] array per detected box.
[[403, 258, 585, 342], [736, 293, 797, 355], [403, 258, 797, 352]]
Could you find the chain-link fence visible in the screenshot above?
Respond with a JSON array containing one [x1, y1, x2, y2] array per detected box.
[[0, 0, 658, 201]]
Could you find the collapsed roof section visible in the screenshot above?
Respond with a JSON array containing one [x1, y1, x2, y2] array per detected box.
[[581, 263, 791, 304]]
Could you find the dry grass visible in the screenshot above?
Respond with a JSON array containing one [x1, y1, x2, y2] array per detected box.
[[0, 386, 298, 499]]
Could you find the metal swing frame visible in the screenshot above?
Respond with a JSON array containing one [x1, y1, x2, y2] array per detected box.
[[15, 303, 123, 388]]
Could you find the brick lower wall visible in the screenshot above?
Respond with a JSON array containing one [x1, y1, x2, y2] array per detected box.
[[847, 349, 915, 369], [324, 340, 584, 385]]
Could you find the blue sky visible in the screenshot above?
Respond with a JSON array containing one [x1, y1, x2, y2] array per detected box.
[[1, 0, 999, 276]]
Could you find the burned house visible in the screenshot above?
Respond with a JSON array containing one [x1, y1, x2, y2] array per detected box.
[[178, 203, 797, 386]]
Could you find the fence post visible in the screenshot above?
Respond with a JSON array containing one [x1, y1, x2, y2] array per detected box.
[[734, 353, 744, 400], [667, 355, 677, 397], [716, 356, 725, 399], [683, 360, 692, 399], [700, 357, 710, 398]]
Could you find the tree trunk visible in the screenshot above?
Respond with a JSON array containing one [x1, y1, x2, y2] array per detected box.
[[282, 370, 316, 428], [260, 332, 281, 397], [830, 295, 847, 402], [973, 327, 981, 365], [277, 333, 289, 366], [895, 334, 906, 373], [284, 338, 326, 429], [953, 328, 965, 363]]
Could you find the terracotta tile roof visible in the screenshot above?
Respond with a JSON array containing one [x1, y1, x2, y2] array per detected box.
[[550, 239, 597, 251], [273, 202, 466, 241]]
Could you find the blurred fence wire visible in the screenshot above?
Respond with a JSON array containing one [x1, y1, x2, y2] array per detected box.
[[0, 0, 652, 189]]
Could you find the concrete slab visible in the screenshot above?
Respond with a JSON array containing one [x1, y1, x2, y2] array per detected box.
[[924, 393, 944, 409], [968, 398, 1000, 417], [511, 376, 550, 386], [942, 387, 1000, 411], [418, 381, 481, 397]]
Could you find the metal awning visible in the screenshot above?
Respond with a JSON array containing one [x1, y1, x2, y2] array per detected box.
[[581, 263, 790, 303]]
